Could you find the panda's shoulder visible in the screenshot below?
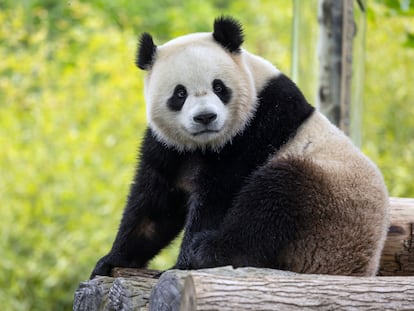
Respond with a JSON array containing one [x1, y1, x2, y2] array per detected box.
[[244, 74, 314, 149]]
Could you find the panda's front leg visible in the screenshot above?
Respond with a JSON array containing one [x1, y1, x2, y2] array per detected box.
[[174, 230, 221, 269], [186, 230, 235, 268], [178, 209, 248, 269], [174, 198, 233, 269], [175, 191, 254, 269], [90, 129, 187, 278], [91, 180, 187, 278]]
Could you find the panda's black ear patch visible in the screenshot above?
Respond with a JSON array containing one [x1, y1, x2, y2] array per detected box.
[[213, 16, 244, 53], [136, 33, 157, 70]]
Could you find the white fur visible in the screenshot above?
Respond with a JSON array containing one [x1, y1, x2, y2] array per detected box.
[[143, 33, 281, 151]]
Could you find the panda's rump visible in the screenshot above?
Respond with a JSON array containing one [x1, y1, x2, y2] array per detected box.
[[259, 113, 390, 275], [260, 155, 384, 275]]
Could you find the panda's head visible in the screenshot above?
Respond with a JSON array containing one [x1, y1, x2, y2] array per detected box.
[[136, 17, 270, 152]]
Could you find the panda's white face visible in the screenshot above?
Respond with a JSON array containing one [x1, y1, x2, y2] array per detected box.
[[144, 33, 257, 152]]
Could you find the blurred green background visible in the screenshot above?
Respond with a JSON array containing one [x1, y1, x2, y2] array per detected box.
[[1, 0, 413, 310]]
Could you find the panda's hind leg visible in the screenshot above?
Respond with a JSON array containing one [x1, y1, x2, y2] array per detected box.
[[188, 157, 328, 270]]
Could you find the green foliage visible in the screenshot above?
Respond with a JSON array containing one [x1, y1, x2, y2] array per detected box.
[[374, 0, 414, 14], [0, 2, 145, 310], [364, 2, 414, 197], [369, 0, 414, 48], [0, 1, 413, 310]]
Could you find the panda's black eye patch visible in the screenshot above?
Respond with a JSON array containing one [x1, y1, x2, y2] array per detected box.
[[212, 79, 232, 104], [167, 84, 187, 111]]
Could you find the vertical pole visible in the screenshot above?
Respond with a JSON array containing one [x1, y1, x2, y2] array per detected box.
[[317, 0, 355, 135]]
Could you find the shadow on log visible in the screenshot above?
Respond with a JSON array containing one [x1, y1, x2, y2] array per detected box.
[[74, 198, 414, 311]]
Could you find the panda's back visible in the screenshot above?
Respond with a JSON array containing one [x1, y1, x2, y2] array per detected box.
[[275, 111, 387, 198]]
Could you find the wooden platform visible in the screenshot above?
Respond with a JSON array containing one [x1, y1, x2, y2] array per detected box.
[[74, 198, 414, 310]]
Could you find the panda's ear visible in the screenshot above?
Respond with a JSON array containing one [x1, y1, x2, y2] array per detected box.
[[136, 33, 157, 70], [213, 16, 244, 53]]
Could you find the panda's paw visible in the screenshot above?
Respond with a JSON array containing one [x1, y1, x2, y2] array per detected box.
[[189, 231, 228, 269], [90, 254, 114, 279], [91, 252, 149, 279]]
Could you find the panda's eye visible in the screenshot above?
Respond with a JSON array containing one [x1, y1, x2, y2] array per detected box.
[[168, 84, 187, 111], [175, 86, 187, 99], [212, 79, 232, 104], [213, 80, 224, 94]]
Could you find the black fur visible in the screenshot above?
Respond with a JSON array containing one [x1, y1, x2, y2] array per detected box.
[[186, 158, 320, 269], [212, 16, 244, 53], [136, 33, 157, 70], [91, 129, 187, 277], [90, 74, 314, 277]]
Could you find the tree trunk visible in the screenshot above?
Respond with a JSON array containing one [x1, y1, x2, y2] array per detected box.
[[151, 267, 414, 311], [317, 0, 355, 134]]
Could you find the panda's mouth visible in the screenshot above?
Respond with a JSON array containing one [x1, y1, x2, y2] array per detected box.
[[192, 129, 220, 136]]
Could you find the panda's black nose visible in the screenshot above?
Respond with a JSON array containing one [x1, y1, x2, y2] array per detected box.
[[193, 112, 217, 125]]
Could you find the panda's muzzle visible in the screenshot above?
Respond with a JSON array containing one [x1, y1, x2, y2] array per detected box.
[[185, 100, 226, 138]]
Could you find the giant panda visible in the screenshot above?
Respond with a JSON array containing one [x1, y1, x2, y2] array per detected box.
[[91, 17, 389, 278]]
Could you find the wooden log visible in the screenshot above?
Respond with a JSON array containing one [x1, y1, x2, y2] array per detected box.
[[73, 198, 414, 310], [380, 198, 414, 275], [151, 267, 414, 311], [74, 267, 414, 311], [109, 276, 158, 310], [73, 276, 114, 311], [73, 275, 159, 311]]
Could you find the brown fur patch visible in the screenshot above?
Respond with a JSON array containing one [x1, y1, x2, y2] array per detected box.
[[175, 156, 201, 193], [134, 218, 156, 239]]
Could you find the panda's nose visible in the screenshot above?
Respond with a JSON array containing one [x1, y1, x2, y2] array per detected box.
[[193, 112, 217, 125]]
